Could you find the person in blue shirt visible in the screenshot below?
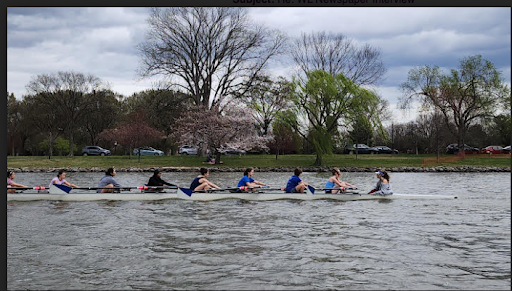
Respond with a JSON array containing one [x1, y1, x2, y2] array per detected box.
[[285, 167, 309, 193], [237, 167, 266, 192], [325, 167, 357, 194]]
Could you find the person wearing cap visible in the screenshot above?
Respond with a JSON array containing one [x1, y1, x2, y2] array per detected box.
[[7, 170, 27, 193], [325, 167, 357, 194], [146, 169, 178, 192], [97, 167, 122, 193], [368, 170, 392, 195]]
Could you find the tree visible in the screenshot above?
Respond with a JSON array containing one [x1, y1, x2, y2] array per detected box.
[[22, 92, 65, 159], [173, 105, 270, 164], [98, 111, 163, 159], [270, 110, 302, 158], [81, 90, 121, 145], [287, 70, 384, 165], [138, 7, 286, 111], [238, 75, 292, 136], [123, 89, 193, 154], [7, 92, 27, 156], [349, 115, 374, 147], [291, 31, 386, 86], [400, 54, 510, 157], [25, 71, 109, 156]]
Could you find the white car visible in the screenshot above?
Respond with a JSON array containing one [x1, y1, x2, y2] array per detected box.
[[179, 145, 198, 155]]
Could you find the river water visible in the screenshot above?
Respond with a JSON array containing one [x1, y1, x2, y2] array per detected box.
[[7, 171, 511, 290]]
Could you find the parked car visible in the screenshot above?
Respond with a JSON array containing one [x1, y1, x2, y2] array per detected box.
[[220, 147, 246, 155], [481, 145, 507, 154], [503, 146, 511, 154], [374, 146, 399, 154], [343, 144, 378, 154], [446, 143, 479, 154], [178, 145, 198, 155], [133, 146, 164, 156], [81, 146, 111, 156]]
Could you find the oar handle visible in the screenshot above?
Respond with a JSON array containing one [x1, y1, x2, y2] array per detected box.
[[8, 186, 46, 190], [137, 185, 178, 190]]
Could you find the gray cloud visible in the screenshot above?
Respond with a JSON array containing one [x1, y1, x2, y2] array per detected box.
[[7, 6, 511, 117]]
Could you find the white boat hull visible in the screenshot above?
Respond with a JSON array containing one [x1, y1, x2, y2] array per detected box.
[[7, 190, 457, 202]]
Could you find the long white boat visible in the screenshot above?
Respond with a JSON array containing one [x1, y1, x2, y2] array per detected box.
[[6, 185, 457, 202]]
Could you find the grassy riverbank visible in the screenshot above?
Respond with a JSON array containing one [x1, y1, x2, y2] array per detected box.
[[7, 154, 511, 170]]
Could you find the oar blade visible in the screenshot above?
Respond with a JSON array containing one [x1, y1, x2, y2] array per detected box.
[[49, 184, 72, 195], [178, 187, 193, 198]]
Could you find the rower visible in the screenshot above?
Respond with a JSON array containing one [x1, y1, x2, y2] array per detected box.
[[285, 167, 309, 193], [190, 168, 221, 192], [146, 169, 178, 192], [7, 170, 27, 193], [97, 167, 122, 193], [236, 167, 266, 192], [368, 170, 392, 195], [325, 167, 357, 194], [49, 170, 79, 189]]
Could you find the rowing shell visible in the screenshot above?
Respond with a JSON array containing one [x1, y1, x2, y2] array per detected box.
[[6, 187, 457, 202]]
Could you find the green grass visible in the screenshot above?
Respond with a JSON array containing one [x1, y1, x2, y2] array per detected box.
[[7, 154, 510, 170]]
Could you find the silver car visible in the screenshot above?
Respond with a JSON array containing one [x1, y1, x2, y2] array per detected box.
[[179, 145, 198, 155]]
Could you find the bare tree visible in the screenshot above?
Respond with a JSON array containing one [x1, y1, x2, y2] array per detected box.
[[291, 31, 386, 85], [400, 54, 510, 157], [138, 7, 286, 112], [26, 71, 109, 156]]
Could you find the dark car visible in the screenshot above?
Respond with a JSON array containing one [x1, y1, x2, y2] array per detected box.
[[481, 145, 507, 154], [446, 143, 479, 154], [344, 144, 378, 154], [374, 146, 399, 154], [81, 146, 111, 156]]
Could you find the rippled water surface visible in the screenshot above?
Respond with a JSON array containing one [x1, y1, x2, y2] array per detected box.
[[7, 172, 511, 290]]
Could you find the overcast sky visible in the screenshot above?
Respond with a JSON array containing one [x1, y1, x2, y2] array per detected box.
[[7, 7, 511, 123]]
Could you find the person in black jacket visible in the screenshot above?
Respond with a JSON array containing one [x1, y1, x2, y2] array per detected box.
[[147, 169, 177, 192]]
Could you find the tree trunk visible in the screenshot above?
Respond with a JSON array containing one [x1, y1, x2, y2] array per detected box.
[[48, 132, 54, 160], [68, 132, 74, 157], [314, 153, 322, 166], [215, 151, 222, 165]]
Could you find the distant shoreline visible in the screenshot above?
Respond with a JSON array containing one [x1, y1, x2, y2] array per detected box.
[[8, 166, 511, 173]]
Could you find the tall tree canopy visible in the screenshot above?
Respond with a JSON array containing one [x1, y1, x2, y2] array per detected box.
[[25, 71, 109, 156], [287, 70, 384, 165], [138, 7, 286, 111], [400, 54, 510, 155], [238, 75, 292, 136], [291, 31, 386, 86]]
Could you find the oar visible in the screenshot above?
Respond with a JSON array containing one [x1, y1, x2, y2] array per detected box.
[[8, 186, 46, 190], [137, 185, 178, 190], [71, 187, 136, 191]]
